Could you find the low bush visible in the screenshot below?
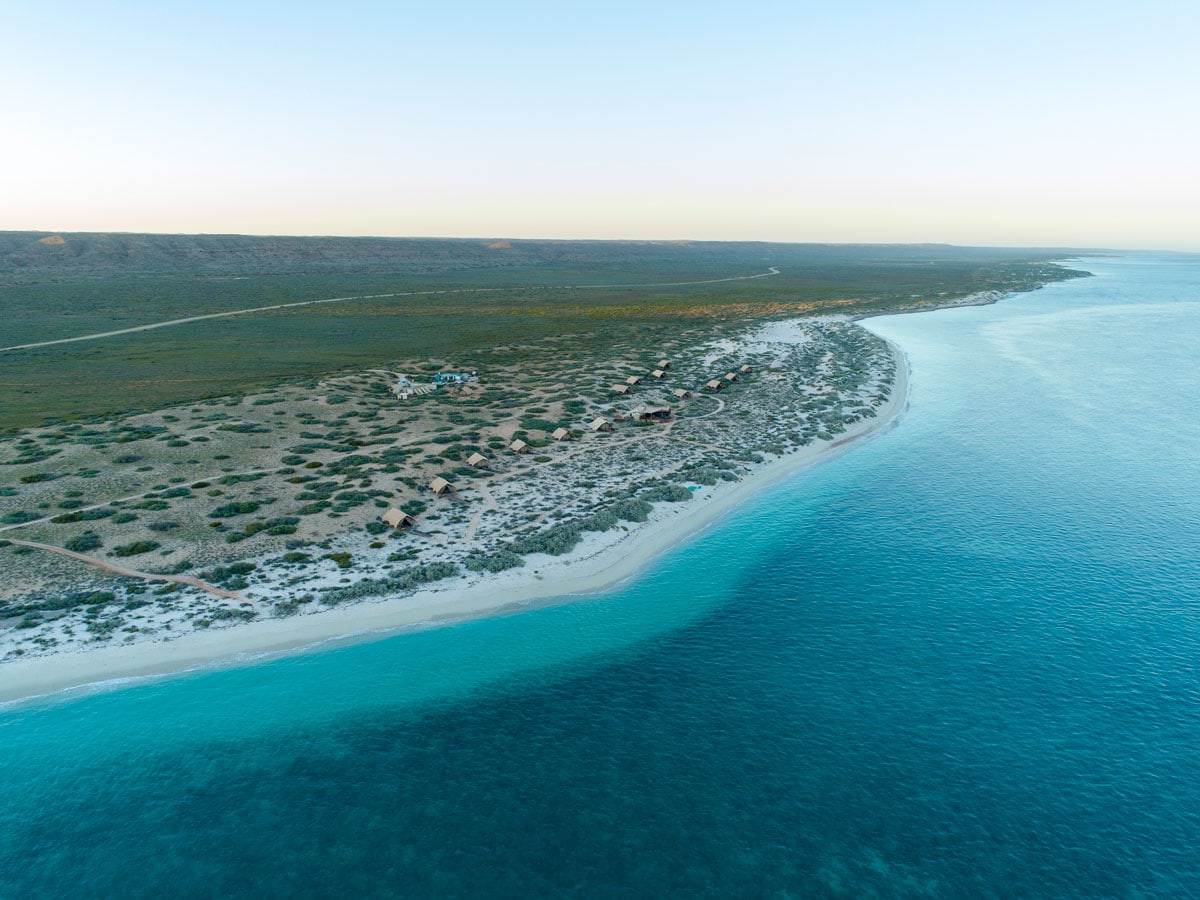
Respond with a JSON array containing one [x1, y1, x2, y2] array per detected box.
[[508, 522, 581, 557], [64, 533, 102, 552], [320, 562, 459, 604], [112, 541, 160, 557], [641, 484, 693, 503], [611, 498, 653, 523], [209, 501, 261, 518], [463, 550, 525, 573]]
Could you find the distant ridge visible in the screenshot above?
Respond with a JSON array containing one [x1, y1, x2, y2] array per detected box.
[[0, 231, 1094, 280]]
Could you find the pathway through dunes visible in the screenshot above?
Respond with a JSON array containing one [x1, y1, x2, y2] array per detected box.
[[0, 268, 780, 353], [2, 538, 245, 603]]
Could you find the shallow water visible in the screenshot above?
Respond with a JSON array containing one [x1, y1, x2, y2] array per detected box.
[[3, 254, 1199, 897]]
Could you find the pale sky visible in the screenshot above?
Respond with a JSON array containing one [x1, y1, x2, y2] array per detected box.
[[3, 1, 1197, 249]]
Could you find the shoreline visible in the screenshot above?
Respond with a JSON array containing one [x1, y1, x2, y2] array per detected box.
[[0, 338, 909, 707]]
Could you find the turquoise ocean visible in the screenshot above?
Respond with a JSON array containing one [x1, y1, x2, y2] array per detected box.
[[3, 254, 1200, 897]]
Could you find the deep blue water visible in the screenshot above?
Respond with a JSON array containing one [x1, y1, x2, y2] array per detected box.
[[3, 254, 1200, 898]]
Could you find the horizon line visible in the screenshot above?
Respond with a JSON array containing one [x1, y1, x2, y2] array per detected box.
[[0, 228, 1129, 254]]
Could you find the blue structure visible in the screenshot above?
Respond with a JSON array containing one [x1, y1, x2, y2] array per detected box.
[[433, 372, 476, 386]]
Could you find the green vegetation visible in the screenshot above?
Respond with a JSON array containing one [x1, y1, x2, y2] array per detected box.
[[64, 533, 102, 552], [320, 562, 459, 604], [0, 234, 1091, 656], [0, 233, 1085, 431], [209, 501, 261, 518], [112, 541, 160, 557]]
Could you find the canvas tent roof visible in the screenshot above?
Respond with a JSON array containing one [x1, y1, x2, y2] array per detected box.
[[634, 406, 671, 420], [381, 508, 417, 529]]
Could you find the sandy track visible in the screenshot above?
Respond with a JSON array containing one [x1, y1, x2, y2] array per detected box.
[[0, 268, 780, 353], [2, 538, 245, 603]]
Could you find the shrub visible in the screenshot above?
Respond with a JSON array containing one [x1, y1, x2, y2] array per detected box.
[[200, 562, 257, 584], [64, 533, 102, 552], [320, 562, 459, 604], [463, 551, 525, 573], [113, 541, 161, 557], [508, 523, 581, 557], [209, 501, 261, 518], [324, 552, 353, 569], [641, 484, 693, 503], [218, 472, 268, 486], [611, 499, 653, 523], [582, 509, 618, 532], [52, 506, 117, 524]]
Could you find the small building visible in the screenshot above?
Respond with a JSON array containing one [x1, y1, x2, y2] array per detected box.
[[589, 417, 614, 432], [657, 359, 670, 370], [636, 407, 672, 423], [739, 364, 754, 374], [380, 508, 417, 530], [705, 379, 724, 391], [650, 369, 666, 379], [673, 388, 693, 400], [467, 452, 489, 468], [552, 427, 573, 441], [433, 372, 474, 386], [510, 438, 531, 454], [625, 375, 644, 386], [612, 383, 631, 395], [724, 372, 740, 382], [429, 476, 455, 497]]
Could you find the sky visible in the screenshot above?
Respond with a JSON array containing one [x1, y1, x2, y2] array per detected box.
[[3, 1, 1198, 249]]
